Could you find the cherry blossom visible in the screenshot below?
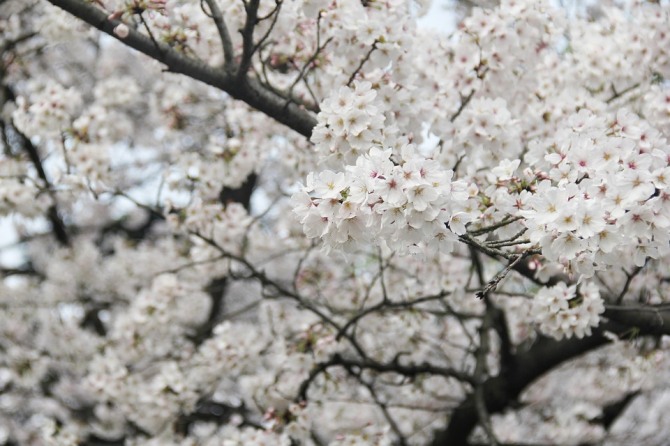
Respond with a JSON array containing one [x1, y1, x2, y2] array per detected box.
[[1, 0, 670, 445]]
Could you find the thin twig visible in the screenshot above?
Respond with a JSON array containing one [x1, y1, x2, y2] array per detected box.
[[284, 11, 329, 106], [357, 377, 408, 446], [476, 250, 533, 299], [191, 230, 369, 358], [292, 241, 317, 293], [459, 233, 512, 259], [138, 12, 164, 57], [606, 82, 640, 104], [450, 89, 475, 122], [296, 353, 475, 401], [285, 36, 333, 109], [336, 291, 451, 341], [468, 217, 523, 237], [202, 0, 234, 68], [616, 265, 644, 304], [347, 40, 378, 86], [251, 0, 283, 56], [257, 0, 282, 21]]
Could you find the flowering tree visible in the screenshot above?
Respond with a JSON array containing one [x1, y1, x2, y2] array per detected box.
[[1, 0, 670, 444]]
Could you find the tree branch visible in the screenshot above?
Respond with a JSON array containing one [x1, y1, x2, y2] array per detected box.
[[201, 0, 234, 68], [297, 353, 475, 402], [430, 315, 666, 445], [7, 118, 69, 245], [473, 300, 500, 446], [46, 0, 317, 138], [603, 304, 670, 336], [238, 0, 260, 80], [347, 40, 378, 86]]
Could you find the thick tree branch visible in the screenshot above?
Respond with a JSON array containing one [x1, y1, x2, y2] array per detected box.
[[430, 315, 666, 445], [431, 328, 610, 445], [507, 249, 668, 339], [509, 256, 670, 335], [603, 304, 670, 336], [473, 300, 500, 446], [46, 0, 317, 138], [597, 390, 640, 430]]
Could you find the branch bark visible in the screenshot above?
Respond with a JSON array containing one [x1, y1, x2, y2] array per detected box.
[[604, 304, 670, 336]]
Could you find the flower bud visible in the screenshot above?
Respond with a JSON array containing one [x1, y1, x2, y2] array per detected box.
[[113, 24, 129, 39]]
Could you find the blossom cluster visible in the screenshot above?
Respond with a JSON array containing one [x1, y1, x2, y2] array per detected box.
[[5, 0, 670, 444], [293, 146, 479, 254], [84, 274, 211, 435], [162, 93, 285, 198], [12, 79, 82, 139], [176, 134, 259, 197], [109, 273, 211, 363], [0, 144, 49, 220], [518, 109, 670, 275], [86, 353, 200, 436], [171, 201, 253, 258], [530, 282, 604, 340], [447, 97, 523, 178], [568, 4, 670, 96], [311, 81, 387, 167]]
